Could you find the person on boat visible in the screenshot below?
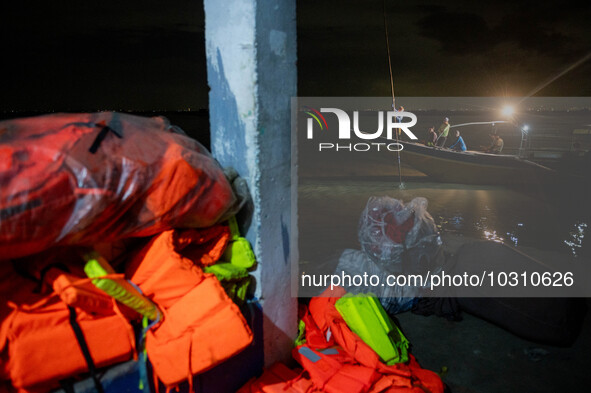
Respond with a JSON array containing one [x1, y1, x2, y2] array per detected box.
[[449, 130, 467, 152], [394, 105, 404, 138], [426, 127, 437, 146], [485, 134, 504, 154], [435, 117, 450, 147]]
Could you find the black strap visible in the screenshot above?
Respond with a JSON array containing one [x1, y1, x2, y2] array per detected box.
[[68, 307, 105, 393], [88, 125, 123, 154]]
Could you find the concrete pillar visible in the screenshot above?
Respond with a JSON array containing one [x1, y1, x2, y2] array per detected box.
[[204, 0, 297, 366]]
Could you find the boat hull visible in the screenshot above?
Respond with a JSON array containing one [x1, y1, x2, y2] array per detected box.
[[400, 142, 555, 185]]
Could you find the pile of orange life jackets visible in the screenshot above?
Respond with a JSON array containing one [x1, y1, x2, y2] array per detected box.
[[0, 113, 253, 393], [240, 287, 444, 393]]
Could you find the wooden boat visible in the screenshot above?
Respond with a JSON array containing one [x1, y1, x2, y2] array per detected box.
[[399, 141, 555, 185]]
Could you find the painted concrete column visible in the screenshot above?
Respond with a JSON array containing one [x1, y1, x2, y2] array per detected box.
[[204, 0, 297, 366]]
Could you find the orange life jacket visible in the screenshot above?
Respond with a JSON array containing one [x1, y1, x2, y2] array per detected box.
[[296, 287, 444, 393], [0, 112, 235, 260], [0, 295, 135, 393], [125, 228, 229, 309], [237, 363, 318, 393], [146, 274, 253, 391], [293, 344, 380, 393], [44, 268, 116, 316], [125, 228, 252, 391], [0, 264, 39, 383], [176, 225, 231, 267], [7, 247, 141, 320]]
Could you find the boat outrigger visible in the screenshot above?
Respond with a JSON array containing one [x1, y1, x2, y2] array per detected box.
[[400, 141, 556, 186]]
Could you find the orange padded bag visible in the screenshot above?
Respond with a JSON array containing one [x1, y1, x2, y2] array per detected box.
[[146, 274, 253, 389]]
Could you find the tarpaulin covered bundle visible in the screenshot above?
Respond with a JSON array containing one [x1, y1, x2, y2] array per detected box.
[[337, 197, 443, 314], [293, 287, 444, 393], [0, 112, 236, 260]]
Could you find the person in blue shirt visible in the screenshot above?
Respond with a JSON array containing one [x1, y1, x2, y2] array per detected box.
[[449, 130, 467, 152]]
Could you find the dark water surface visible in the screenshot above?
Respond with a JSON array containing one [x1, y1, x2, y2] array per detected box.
[[298, 178, 591, 276]]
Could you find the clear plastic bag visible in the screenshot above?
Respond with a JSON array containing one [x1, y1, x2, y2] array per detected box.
[[0, 112, 236, 260], [334, 249, 420, 314], [336, 196, 443, 314], [358, 196, 440, 269]]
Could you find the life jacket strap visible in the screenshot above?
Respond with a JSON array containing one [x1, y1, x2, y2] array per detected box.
[[68, 306, 105, 393], [89, 124, 123, 154]]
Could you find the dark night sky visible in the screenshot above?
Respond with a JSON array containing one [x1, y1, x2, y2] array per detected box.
[[1, 0, 590, 111]]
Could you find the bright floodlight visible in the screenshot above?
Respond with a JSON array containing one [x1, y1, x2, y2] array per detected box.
[[522, 125, 529, 131], [501, 105, 515, 117]]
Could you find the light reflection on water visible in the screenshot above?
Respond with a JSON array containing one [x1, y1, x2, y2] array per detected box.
[[564, 222, 588, 257], [299, 179, 590, 260]]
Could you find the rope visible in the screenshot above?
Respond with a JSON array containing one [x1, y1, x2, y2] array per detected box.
[[383, 0, 403, 188]]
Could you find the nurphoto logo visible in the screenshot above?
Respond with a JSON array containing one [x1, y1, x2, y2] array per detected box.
[[304, 106, 418, 152]]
